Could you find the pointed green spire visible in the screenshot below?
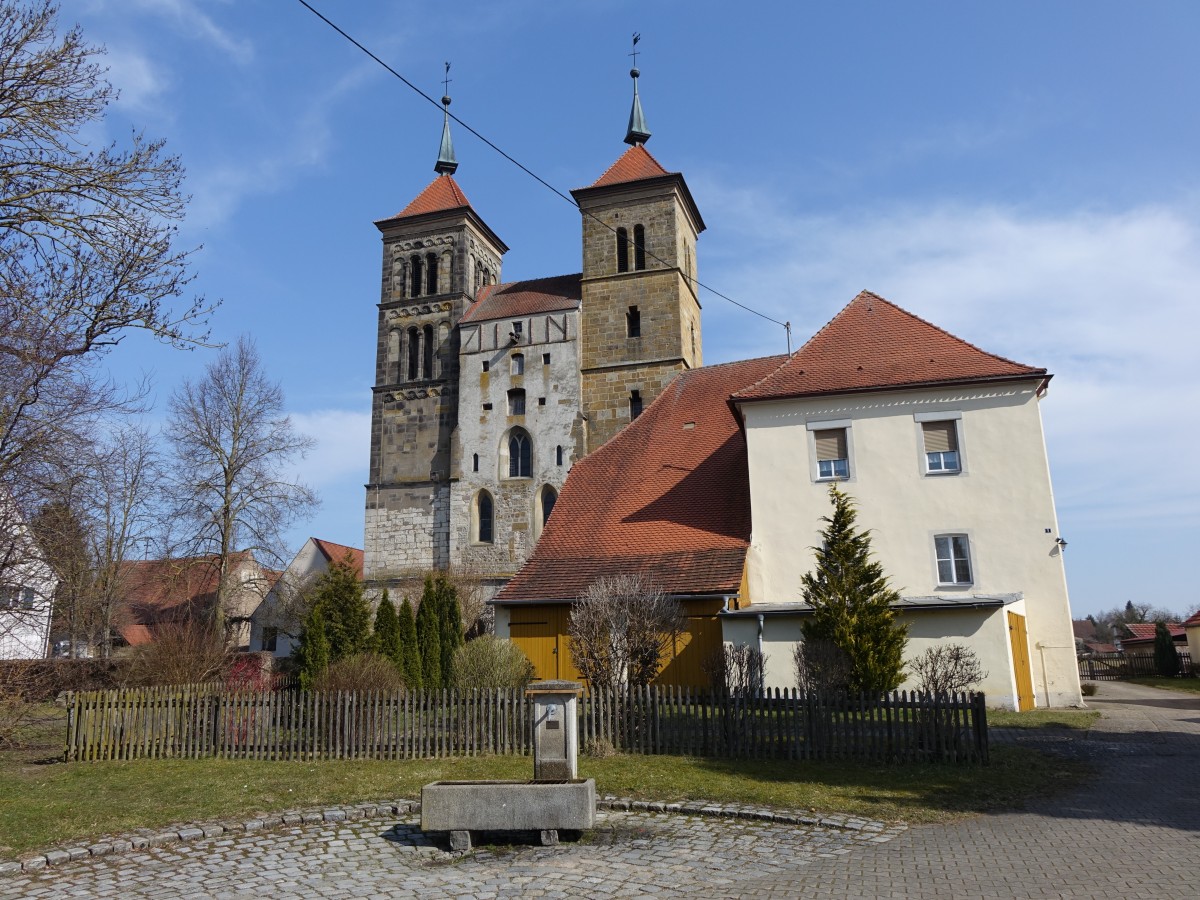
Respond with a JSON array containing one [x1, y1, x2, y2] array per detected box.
[[624, 35, 650, 146], [435, 62, 458, 175]]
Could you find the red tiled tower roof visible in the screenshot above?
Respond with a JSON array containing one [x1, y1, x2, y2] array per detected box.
[[495, 355, 787, 604], [384, 175, 472, 221], [589, 145, 670, 188], [735, 291, 1047, 403], [460, 274, 582, 324]]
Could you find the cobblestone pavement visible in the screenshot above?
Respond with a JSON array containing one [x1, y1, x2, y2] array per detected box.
[[3, 681, 1197, 898], [723, 680, 1200, 899], [1, 809, 901, 898]]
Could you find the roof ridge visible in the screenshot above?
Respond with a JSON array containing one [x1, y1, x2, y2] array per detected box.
[[491, 272, 583, 291], [589, 145, 672, 188]]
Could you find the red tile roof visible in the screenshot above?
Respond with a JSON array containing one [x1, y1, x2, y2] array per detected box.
[[460, 274, 582, 324], [1122, 622, 1186, 642], [495, 355, 787, 604], [384, 175, 472, 220], [589, 145, 671, 188], [734, 291, 1047, 403], [311, 538, 364, 579], [115, 553, 259, 644], [1186, 610, 1200, 627]]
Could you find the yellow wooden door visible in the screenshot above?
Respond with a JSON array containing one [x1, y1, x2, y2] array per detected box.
[[508, 606, 579, 682], [1007, 611, 1036, 711], [656, 599, 724, 687]]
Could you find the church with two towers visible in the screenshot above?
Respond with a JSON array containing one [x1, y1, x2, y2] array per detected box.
[[363, 67, 702, 595]]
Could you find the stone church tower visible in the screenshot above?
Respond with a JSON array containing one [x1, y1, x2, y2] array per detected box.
[[365, 93, 507, 579], [571, 66, 705, 451], [364, 67, 705, 594]]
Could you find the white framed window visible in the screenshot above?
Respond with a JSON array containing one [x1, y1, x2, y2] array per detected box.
[[807, 421, 851, 481], [935, 534, 973, 585], [922, 420, 960, 474]]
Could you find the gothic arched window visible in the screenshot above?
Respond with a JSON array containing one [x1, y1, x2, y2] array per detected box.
[[556, 445, 563, 466], [475, 491, 494, 544], [541, 485, 557, 526], [507, 428, 532, 478], [616, 227, 629, 273], [633, 224, 646, 270]]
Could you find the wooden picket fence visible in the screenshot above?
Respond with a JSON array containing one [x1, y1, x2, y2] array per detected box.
[[1078, 651, 1194, 681], [65, 685, 988, 765]]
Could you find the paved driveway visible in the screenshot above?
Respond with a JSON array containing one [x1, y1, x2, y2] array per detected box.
[[3, 681, 1198, 898]]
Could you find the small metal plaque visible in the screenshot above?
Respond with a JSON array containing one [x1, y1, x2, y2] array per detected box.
[[546, 720, 560, 730]]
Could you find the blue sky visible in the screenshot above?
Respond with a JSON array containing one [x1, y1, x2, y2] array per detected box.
[[59, 0, 1200, 619]]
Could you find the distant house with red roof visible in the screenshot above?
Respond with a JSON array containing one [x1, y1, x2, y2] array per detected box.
[[114, 551, 273, 652], [249, 538, 363, 658], [1186, 609, 1200, 662], [1118, 621, 1188, 655]]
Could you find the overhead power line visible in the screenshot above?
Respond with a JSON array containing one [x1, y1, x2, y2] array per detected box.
[[295, 0, 793, 348]]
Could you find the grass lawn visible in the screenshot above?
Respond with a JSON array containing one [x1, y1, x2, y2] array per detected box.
[[986, 709, 1099, 730], [1127, 677, 1200, 694], [0, 703, 1090, 859]]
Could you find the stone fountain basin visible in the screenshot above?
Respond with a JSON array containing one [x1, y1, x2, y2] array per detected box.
[[420, 778, 596, 833]]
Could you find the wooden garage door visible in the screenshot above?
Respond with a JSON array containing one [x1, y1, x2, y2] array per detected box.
[[508, 605, 579, 682], [657, 599, 724, 688]]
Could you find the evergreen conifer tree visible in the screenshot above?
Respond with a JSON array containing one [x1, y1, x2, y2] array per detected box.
[[310, 554, 371, 662], [437, 575, 464, 687], [800, 485, 907, 694], [296, 602, 330, 690], [397, 595, 421, 688], [372, 589, 402, 670], [1153, 620, 1180, 677], [415, 575, 442, 689]]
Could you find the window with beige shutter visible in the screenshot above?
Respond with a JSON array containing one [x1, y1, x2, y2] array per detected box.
[[923, 421, 960, 473], [814, 428, 849, 479]]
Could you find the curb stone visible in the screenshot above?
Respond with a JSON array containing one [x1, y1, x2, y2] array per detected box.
[[9, 796, 902, 875]]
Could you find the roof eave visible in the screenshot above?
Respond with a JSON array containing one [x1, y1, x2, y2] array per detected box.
[[375, 206, 510, 255], [733, 371, 1051, 407]]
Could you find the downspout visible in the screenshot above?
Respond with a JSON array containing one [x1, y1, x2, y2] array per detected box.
[[756, 614, 764, 656]]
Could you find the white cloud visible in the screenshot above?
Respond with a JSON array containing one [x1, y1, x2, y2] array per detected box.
[[126, 0, 253, 64], [694, 179, 1200, 532], [289, 408, 370, 490], [103, 45, 169, 112]]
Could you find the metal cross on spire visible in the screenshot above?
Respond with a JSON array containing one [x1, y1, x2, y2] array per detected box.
[[434, 61, 458, 175], [441, 61, 452, 101], [629, 32, 641, 68], [624, 34, 650, 146]]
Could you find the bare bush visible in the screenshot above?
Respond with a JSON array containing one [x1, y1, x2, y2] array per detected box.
[[0, 661, 52, 748], [568, 575, 684, 690], [313, 652, 406, 693], [793, 639, 852, 695], [909, 644, 987, 694], [704, 643, 768, 695], [453, 636, 534, 690], [123, 621, 229, 686]]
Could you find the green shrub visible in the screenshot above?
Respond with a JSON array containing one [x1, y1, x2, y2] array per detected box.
[[452, 636, 535, 690]]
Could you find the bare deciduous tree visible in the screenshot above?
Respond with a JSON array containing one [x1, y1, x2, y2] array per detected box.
[[0, 1, 214, 476], [568, 574, 684, 690], [703, 643, 768, 695], [166, 336, 317, 631], [909, 644, 987, 695], [793, 638, 853, 695]]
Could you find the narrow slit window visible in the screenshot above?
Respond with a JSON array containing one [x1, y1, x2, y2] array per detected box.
[[477, 492, 494, 544], [425, 252, 438, 294], [616, 227, 629, 273], [472, 453, 479, 472], [627, 305, 641, 338], [542, 352, 551, 365], [409, 255, 423, 297], [541, 485, 557, 526], [633, 224, 646, 270], [422, 324, 434, 379], [630, 390, 643, 420], [407, 327, 419, 381], [556, 445, 563, 466], [511, 353, 524, 375]]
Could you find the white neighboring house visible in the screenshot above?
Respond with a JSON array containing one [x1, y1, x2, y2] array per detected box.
[[249, 538, 364, 658], [728, 292, 1081, 710], [0, 497, 57, 660]]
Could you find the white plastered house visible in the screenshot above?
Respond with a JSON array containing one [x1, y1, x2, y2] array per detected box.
[[0, 495, 57, 660], [725, 291, 1081, 709]]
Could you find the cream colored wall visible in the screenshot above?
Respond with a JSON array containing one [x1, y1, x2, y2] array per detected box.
[[740, 381, 1081, 707], [1187, 624, 1200, 662], [722, 604, 1025, 709]]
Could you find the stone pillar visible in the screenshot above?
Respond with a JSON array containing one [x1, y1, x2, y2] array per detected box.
[[526, 680, 581, 780]]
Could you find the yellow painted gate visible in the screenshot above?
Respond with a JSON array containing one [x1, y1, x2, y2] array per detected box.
[[1007, 611, 1036, 711]]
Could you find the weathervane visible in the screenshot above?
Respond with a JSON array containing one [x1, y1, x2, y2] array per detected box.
[[441, 61, 452, 105], [434, 61, 458, 175], [624, 33, 651, 146], [629, 32, 641, 70]]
